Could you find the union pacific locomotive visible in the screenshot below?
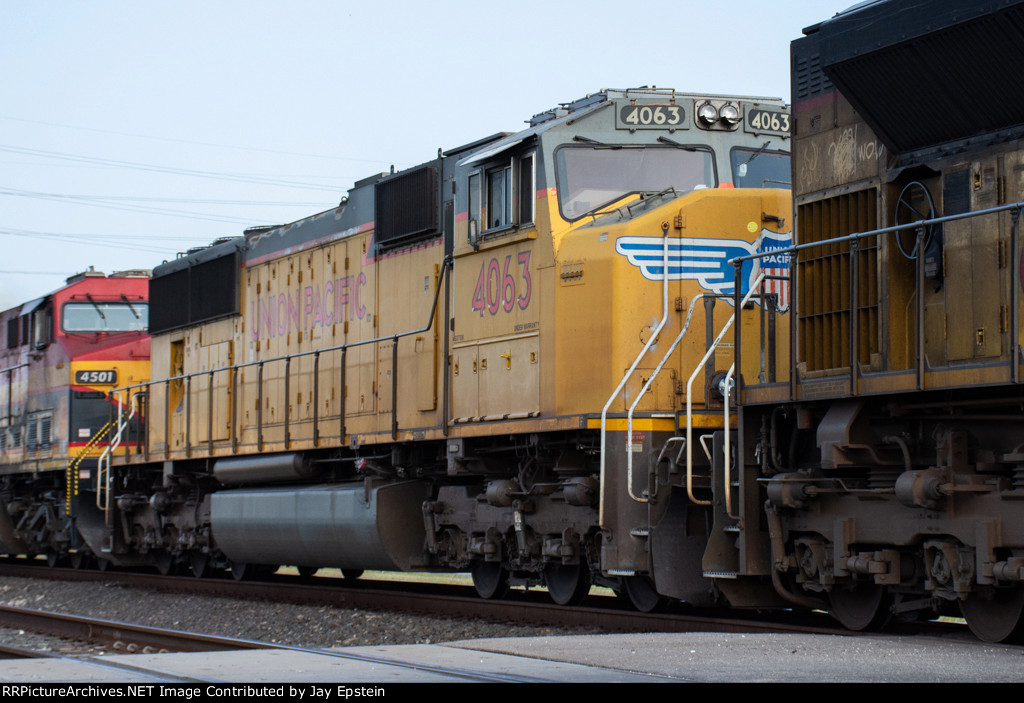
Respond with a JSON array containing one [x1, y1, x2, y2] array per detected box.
[[739, 0, 1024, 642], [4, 0, 1022, 644], [128, 86, 792, 604], [1, 86, 794, 609]]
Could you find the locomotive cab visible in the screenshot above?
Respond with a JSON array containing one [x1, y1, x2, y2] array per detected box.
[[87, 88, 794, 613], [0, 269, 149, 563]]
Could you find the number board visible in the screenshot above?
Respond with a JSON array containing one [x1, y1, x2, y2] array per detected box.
[[616, 104, 687, 130], [745, 107, 790, 136], [75, 369, 118, 385]]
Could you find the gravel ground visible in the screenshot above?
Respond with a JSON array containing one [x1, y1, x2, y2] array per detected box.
[[0, 576, 600, 656]]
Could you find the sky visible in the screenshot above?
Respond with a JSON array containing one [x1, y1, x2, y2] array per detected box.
[[0, 0, 854, 311]]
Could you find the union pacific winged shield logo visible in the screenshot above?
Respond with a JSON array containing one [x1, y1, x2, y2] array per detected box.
[[615, 229, 792, 310]]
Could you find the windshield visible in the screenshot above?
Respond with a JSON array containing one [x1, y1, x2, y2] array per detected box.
[[555, 146, 716, 220], [730, 147, 791, 189], [62, 302, 148, 333]]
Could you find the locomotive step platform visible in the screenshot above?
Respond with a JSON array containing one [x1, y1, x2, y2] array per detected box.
[[0, 632, 1020, 683]]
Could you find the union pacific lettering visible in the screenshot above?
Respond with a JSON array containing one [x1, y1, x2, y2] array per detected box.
[[250, 273, 367, 341]]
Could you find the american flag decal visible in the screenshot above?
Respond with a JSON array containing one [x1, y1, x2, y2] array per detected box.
[[615, 229, 792, 311], [753, 230, 792, 312]]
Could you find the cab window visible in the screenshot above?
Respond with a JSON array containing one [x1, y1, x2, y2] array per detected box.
[[62, 302, 149, 333], [730, 147, 791, 189], [467, 152, 535, 243], [555, 145, 716, 221]]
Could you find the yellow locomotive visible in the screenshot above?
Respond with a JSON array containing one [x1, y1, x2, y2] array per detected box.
[[95, 87, 792, 607], [8, 0, 1024, 644]]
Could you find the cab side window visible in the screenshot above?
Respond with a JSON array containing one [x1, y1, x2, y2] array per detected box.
[[468, 151, 535, 244]]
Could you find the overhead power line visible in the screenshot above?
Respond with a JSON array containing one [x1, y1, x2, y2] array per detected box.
[[0, 144, 345, 192], [0, 186, 323, 225], [0, 114, 409, 167]]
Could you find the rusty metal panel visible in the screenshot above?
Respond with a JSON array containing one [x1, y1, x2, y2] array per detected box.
[[944, 160, 1005, 361], [792, 126, 884, 194], [973, 158, 1003, 360]]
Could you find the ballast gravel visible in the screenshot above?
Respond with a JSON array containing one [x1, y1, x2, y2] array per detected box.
[[0, 575, 599, 656]]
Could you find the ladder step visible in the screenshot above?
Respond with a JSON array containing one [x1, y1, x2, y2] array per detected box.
[[703, 571, 739, 579]]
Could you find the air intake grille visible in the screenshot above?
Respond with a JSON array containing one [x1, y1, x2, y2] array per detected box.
[[797, 189, 878, 374], [375, 166, 438, 252], [150, 250, 239, 334]]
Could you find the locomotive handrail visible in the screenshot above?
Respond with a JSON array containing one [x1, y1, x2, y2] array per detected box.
[[107, 255, 451, 456], [727, 199, 1024, 267], [723, 363, 738, 519], [685, 273, 764, 507], [599, 224, 671, 526], [96, 390, 144, 513], [66, 421, 111, 516], [624, 292, 706, 503], [729, 198, 1024, 402]]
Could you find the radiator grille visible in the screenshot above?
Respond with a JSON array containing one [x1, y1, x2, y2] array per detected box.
[[797, 189, 878, 373]]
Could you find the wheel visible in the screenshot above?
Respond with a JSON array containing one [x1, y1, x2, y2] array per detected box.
[[69, 552, 91, 570], [341, 569, 363, 581], [95, 557, 112, 572], [190, 552, 210, 578], [829, 582, 892, 631], [961, 588, 1024, 643], [470, 560, 509, 600], [544, 562, 590, 606], [230, 561, 254, 581], [622, 575, 668, 613], [154, 552, 176, 576], [45, 550, 63, 568], [297, 566, 319, 580]]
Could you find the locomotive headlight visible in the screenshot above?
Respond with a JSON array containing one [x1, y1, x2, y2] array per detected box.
[[697, 102, 719, 126], [720, 103, 741, 125]]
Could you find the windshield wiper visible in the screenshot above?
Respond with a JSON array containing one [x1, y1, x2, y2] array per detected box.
[[584, 189, 674, 221], [121, 293, 140, 319], [572, 135, 625, 149], [741, 140, 772, 167], [85, 293, 106, 321], [657, 136, 697, 151]]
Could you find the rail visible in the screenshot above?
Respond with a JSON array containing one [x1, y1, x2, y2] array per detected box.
[[103, 256, 451, 472], [66, 421, 111, 515], [729, 199, 1024, 403], [599, 224, 670, 525], [96, 393, 143, 513], [685, 273, 764, 506], [624, 293, 706, 503]]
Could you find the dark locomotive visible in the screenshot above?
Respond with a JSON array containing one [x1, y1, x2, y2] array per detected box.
[[738, 0, 1024, 642]]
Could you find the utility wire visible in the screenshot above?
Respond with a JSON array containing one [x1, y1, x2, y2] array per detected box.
[[0, 114, 408, 167], [0, 144, 346, 192]]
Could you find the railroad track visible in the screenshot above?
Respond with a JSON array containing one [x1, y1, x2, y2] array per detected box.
[[0, 559, 967, 642], [0, 603, 270, 654], [0, 602, 597, 683]]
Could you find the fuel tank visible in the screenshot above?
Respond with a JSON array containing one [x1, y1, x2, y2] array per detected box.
[[210, 480, 431, 571]]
